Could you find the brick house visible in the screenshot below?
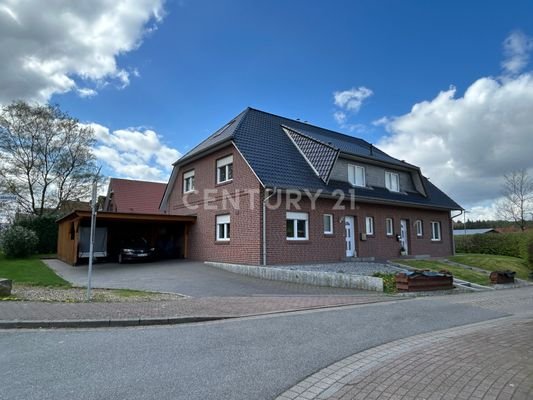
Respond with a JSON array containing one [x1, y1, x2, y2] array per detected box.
[[160, 108, 461, 265]]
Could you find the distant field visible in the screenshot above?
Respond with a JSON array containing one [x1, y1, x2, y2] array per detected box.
[[450, 253, 531, 281]]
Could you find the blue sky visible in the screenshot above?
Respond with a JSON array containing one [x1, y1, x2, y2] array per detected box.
[[2, 0, 533, 219]]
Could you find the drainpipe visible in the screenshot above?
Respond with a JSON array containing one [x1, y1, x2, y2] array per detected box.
[[451, 209, 463, 255], [262, 189, 276, 266]]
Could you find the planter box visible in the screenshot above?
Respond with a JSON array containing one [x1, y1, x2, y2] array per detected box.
[[490, 271, 515, 284], [396, 271, 453, 292]]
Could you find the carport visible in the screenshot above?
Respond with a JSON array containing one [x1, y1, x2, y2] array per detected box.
[[57, 210, 196, 265]]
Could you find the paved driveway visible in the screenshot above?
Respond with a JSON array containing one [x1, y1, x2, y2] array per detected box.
[[44, 259, 376, 297]]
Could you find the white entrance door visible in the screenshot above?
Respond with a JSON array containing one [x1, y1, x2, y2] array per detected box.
[[400, 219, 409, 255], [345, 216, 356, 257]]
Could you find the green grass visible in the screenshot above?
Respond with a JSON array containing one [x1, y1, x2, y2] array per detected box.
[[0, 254, 70, 288], [394, 259, 491, 286], [108, 289, 153, 298], [450, 253, 531, 281]]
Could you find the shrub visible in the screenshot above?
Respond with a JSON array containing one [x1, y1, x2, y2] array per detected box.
[[14, 214, 58, 254], [1, 225, 38, 258], [373, 272, 397, 293]]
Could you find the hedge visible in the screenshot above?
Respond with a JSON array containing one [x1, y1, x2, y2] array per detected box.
[[455, 232, 533, 270], [13, 214, 58, 254]]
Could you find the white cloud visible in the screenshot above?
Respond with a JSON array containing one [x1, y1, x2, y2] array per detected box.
[[333, 111, 347, 124], [77, 88, 98, 98], [334, 86, 373, 112], [89, 123, 181, 182], [0, 0, 165, 104], [502, 31, 533, 75], [377, 73, 533, 218]]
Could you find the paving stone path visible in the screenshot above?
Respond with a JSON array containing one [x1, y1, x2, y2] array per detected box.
[[276, 315, 533, 400]]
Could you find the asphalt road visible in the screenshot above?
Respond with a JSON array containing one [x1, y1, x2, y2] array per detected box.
[[0, 297, 509, 400]]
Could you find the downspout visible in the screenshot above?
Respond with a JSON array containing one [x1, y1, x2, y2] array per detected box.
[[262, 188, 276, 266], [451, 209, 464, 255]]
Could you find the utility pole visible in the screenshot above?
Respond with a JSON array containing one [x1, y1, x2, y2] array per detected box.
[[87, 168, 101, 301]]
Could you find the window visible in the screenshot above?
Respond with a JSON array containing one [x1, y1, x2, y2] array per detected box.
[[431, 221, 441, 241], [183, 170, 195, 193], [216, 214, 230, 241], [348, 164, 366, 187], [385, 218, 394, 236], [217, 155, 233, 184], [365, 216, 374, 235], [385, 171, 400, 192], [286, 212, 309, 240], [415, 220, 423, 237], [323, 214, 333, 235]]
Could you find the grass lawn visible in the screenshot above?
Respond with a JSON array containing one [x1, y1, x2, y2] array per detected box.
[[0, 254, 70, 287], [394, 259, 491, 286], [450, 253, 531, 281]]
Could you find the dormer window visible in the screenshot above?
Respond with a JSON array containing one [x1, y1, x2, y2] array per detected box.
[[385, 171, 400, 192], [217, 155, 233, 184], [348, 164, 365, 187], [183, 170, 195, 193]]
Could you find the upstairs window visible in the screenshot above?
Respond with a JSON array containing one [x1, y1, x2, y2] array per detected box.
[[183, 170, 195, 193], [431, 221, 441, 241], [385, 171, 400, 192], [415, 220, 423, 237], [365, 216, 374, 235], [385, 218, 394, 236], [287, 212, 309, 240], [323, 214, 333, 235], [217, 155, 233, 184], [348, 164, 366, 187], [216, 214, 230, 241]]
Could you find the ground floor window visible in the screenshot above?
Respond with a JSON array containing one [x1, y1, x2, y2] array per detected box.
[[385, 218, 394, 236], [323, 214, 333, 234], [216, 214, 230, 241], [431, 221, 441, 241], [365, 216, 374, 235], [415, 220, 423, 237], [287, 212, 308, 240]]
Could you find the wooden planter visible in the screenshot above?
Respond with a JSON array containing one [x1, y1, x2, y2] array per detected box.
[[396, 271, 453, 292], [490, 271, 515, 284]]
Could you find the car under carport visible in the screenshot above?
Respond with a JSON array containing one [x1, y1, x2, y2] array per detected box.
[[57, 210, 196, 265]]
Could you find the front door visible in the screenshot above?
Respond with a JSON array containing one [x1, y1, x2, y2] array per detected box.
[[345, 216, 356, 257], [400, 219, 409, 255]]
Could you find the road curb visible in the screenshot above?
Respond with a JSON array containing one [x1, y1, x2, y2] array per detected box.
[[0, 316, 233, 329]]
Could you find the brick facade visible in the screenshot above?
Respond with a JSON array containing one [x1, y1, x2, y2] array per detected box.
[[167, 144, 263, 265], [166, 145, 454, 266]]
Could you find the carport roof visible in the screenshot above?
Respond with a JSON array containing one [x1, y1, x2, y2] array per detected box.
[[57, 210, 196, 224]]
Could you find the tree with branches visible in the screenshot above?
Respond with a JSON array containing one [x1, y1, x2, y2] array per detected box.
[[0, 101, 100, 216], [497, 170, 533, 231]]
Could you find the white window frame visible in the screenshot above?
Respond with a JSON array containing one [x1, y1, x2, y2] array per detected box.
[[431, 221, 441, 241], [415, 220, 423, 237], [323, 214, 333, 235], [385, 218, 394, 236], [286, 212, 309, 240], [365, 216, 374, 235], [348, 164, 366, 187], [183, 170, 195, 193], [385, 171, 400, 192], [216, 214, 230, 241], [216, 155, 233, 184]]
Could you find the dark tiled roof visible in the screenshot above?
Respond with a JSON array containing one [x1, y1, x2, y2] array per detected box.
[[173, 107, 461, 210], [283, 126, 339, 182]]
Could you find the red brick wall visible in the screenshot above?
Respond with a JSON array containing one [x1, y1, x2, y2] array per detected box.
[[167, 144, 262, 264], [265, 195, 453, 265]]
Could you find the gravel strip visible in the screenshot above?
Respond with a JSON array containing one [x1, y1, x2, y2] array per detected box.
[[273, 262, 405, 276], [9, 285, 183, 303]]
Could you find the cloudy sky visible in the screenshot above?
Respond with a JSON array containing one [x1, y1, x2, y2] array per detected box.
[[1, 0, 532, 219]]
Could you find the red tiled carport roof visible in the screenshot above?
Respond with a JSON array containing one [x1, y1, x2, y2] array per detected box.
[[109, 178, 167, 214]]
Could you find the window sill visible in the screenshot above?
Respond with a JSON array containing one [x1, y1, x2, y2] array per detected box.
[[286, 239, 310, 244], [215, 240, 230, 245], [323, 232, 334, 237], [216, 179, 233, 187], [430, 239, 442, 243]]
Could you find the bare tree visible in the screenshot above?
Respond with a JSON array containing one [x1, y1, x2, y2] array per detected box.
[[0, 101, 100, 216], [497, 170, 533, 231]]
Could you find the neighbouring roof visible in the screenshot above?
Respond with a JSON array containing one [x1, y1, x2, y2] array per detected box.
[[453, 228, 499, 236], [106, 178, 167, 214], [171, 107, 461, 211]]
